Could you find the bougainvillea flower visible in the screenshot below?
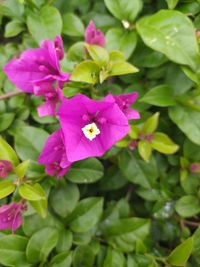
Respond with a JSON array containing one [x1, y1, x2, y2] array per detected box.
[[34, 83, 63, 117], [53, 35, 65, 60], [104, 92, 140, 120], [0, 202, 23, 234], [57, 94, 130, 162], [38, 129, 71, 177], [0, 160, 13, 178], [85, 20, 105, 47], [3, 36, 70, 94], [190, 163, 200, 173]]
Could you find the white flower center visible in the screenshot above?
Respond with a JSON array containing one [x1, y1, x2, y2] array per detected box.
[[82, 123, 100, 141]]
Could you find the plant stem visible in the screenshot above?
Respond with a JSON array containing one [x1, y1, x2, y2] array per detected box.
[[0, 90, 23, 101], [182, 220, 199, 227]]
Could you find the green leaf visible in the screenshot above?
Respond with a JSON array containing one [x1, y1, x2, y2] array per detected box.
[[109, 61, 139, 77], [26, 227, 59, 264], [29, 197, 48, 218], [19, 183, 45, 201], [169, 104, 200, 145], [0, 181, 15, 199], [27, 6, 62, 43], [103, 218, 150, 252], [106, 28, 137, 59], [70, 60, 100, 84], [138, 140, 152, 162], [49, 252, 72, 267], [85, 44, 109, 67], [109, 50, 126, 62], [56, 229, 73, 253], [104, 0, 143, 22], [14, 160, 30, 178], [73, 245, 95, 267], [151, 132, 179, 154], [175, 195, 200, 218], [103, 248, 125, 267], [140, 85, 176, 107], [166, 0, 179, 9], [62, 13, 84, 37], [0, 113, 15, 132], [136, 10, 200, 70], [119, 152, 158, 189], [0, 235, 30, 267], [0, 137, 19, 166], [193, 227, 200, 264], [142, 112, 159, 135], [168, 237, 193, 266], [50, 180, 79, 217], [67, 42, 85, 62], [12, 126, 49, 161], [4, 20, 24, 37], [23, 213, 57, 237], [66, 158, 104, 184], [68, 197, 104, 233], [27, 184, 47, 217]]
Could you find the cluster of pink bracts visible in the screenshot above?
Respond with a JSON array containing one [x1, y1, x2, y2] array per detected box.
[[1, 21, 140, 233]]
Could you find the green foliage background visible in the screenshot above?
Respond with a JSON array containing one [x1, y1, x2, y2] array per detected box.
[[0, 0, 200, 266]]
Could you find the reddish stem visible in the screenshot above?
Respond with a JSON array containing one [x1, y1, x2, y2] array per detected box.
[[0, 90, 23, 100]]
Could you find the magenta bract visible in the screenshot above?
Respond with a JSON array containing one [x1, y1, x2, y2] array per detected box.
[[57, 94, 130, 162], [3, 36, 70, 94], [38, 129, 71, 177], [0, 160, 13, 178], [85, 20, 105, 47], [104, 92, 140, 120], [0, 202, 23, 234]]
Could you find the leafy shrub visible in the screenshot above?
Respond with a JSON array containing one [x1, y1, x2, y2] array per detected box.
[[0, 0, 200, 266]]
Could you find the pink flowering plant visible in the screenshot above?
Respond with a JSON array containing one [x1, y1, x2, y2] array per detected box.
[[0, 0, 200, 266]]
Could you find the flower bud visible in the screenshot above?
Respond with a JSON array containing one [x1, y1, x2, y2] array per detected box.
[[0, 160, 13, 178]]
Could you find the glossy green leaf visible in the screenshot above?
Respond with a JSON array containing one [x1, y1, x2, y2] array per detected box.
[[66, 158, 104, 184], [0, 181, 15, 199], [137, 10, 200, 70], [14, 160, 30, 178], [119, 152, 158, 189], [5, 20, 24, 37], [103, 248, 125, 267], [109, 61, 139, 77], [73, 245, 95, 267], [140, 85, 176, 107], [104, 217, 150, 252], [49, 252, 72, 267], [62, 13, 84, 37], [106, 28, 137, 59], [169, 104, 200, 145], [85, 44, 109, 67], [0, 113, 15, 132], [142, 112, 159, 135], [168, 237, 193, 266], [151, 132, 179, 154], [175, 195, 200, 217], [12, 126, 49, 161], [104, 0, 143, 22], [26, 227, 59, 264], [166, 0, 179, 9], [50, 180, 79, 217], [68, 197, 104, 233], [138, 140, 152, 162], [0, 137, 19, 166], [19, 183, 45, 201], [56, 229, 73, 253], [70, 60, 100, 84], [27, 6, 62, 43], [0, 235, 30, 267]]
